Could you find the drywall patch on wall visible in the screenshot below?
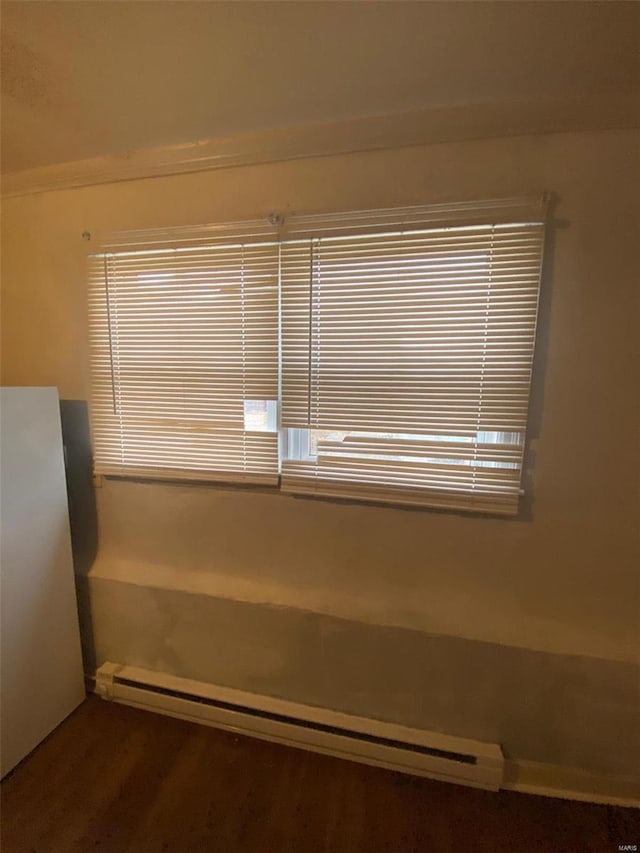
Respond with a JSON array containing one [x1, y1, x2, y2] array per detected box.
[[84, 575, 640, 780], [90, 476, 638, 665]]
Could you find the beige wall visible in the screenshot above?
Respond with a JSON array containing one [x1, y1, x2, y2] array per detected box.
[[3, 129, 638, 663]]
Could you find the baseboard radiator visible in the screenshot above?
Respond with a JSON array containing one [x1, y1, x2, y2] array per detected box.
[[94, 662, 504, 791]]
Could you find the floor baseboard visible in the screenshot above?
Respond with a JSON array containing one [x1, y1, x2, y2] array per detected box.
[[503, 759, 640, 808]]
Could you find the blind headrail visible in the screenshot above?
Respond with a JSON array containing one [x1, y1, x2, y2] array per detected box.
[[281, 194, 549, 239], [88, 195, 549, 256]]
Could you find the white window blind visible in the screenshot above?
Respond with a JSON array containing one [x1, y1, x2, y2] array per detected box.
[[280, 198, 546, 515], [89, 224, 280, 484], [89, 197, 546, 514]]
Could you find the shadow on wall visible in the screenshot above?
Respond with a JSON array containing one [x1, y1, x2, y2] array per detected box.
[[519, 194, 563, 521], [59, 399, 98, 674]]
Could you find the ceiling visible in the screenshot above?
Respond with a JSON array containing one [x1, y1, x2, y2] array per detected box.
[[2, 1, 639, 173]]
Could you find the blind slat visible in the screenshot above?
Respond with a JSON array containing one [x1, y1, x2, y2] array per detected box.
[[90, 198, 545, 512], [281, 220, 544, 514], [90, 243, 280, 482]]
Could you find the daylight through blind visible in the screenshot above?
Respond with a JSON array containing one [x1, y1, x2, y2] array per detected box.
[[89, 235, 280, 483], [89, 197, 546, 513], [280, 208, 545, 514]]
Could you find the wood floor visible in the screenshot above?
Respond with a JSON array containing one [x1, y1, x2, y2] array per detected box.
[[1, 696, 637, 852]]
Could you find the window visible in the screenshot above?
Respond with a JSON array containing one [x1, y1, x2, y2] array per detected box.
[[89, 197, 546, 515], [89, 221, 281, 484]]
